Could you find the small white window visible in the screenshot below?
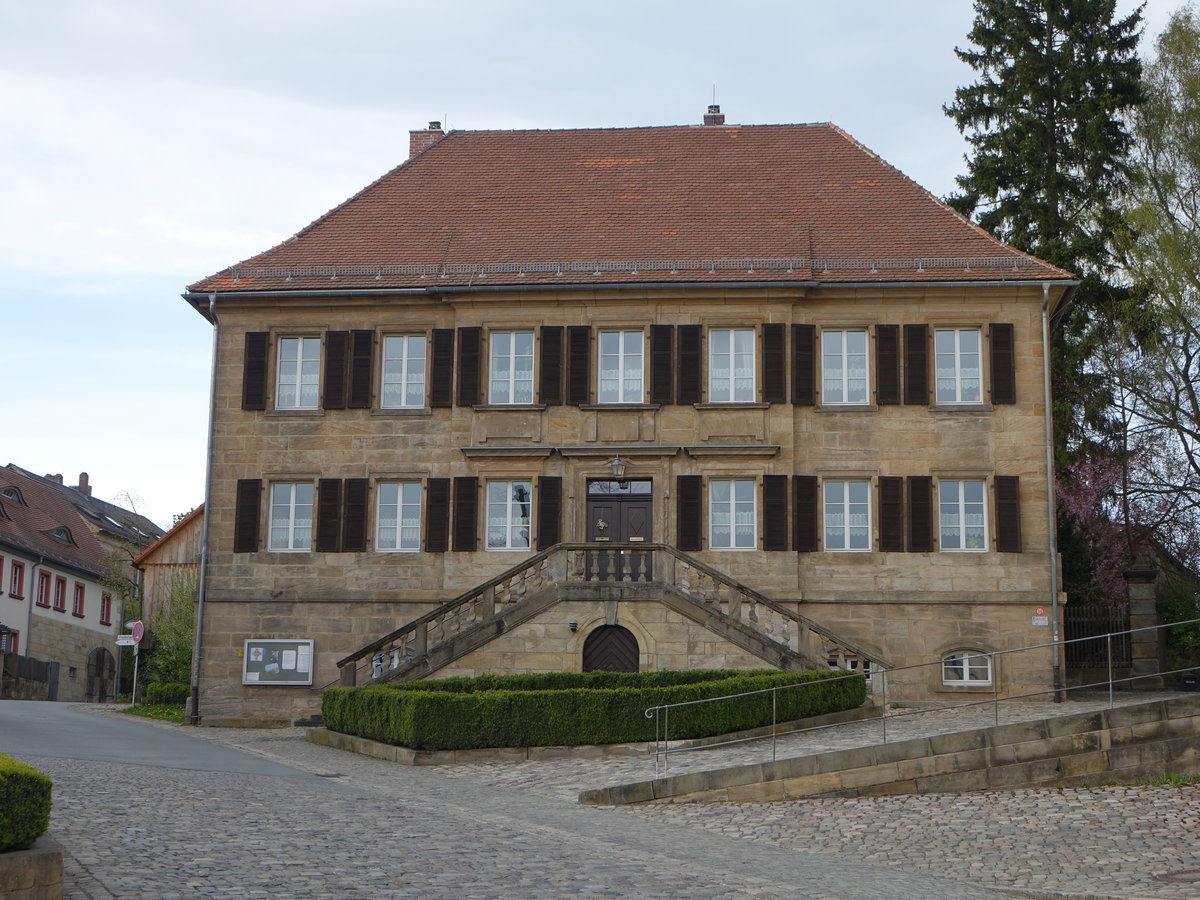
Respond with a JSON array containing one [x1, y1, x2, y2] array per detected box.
[[376, 482, 421, 551], [489, 332, 535, 404], [824, 480, 871, 551], [269, 483, 314, 552], [710, 478, 756, 549], [708, 328, 756, 402], [598, 330, 644, 403], [934, 329, 982, 404], [943, 651, 992, 686], [486, 481, 531, 550], [822, 329, 869, 404], [381, 336, 426, 408], [276, 337, 321, 410], [939, 480, 987, 551]]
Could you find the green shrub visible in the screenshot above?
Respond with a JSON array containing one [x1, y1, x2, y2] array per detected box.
[[323, 669, 865, 750], [0, 754, 51, 851], [145, 682, 189, 705]]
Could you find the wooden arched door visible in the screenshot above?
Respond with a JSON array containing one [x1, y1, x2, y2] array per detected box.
[[582, 625, 639, 673], [86, 646, 116, 702]]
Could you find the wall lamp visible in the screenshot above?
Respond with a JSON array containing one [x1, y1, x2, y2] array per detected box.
[[568, 621, 579, 633], [610, 456, 627, 479]]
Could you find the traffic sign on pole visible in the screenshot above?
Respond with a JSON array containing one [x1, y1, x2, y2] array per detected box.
[[130, 620, 145, 644]]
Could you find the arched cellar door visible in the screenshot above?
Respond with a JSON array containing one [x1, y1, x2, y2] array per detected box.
[[582, 625, 639, 673], [86, 646, 116, 703]]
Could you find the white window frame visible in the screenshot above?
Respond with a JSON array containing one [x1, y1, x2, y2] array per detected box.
[[939, 479, 987, 551], [486, 480, 532, 551], [381, 335, 426, 409], [597, 330, 644, 404], [934, 328, 983, 404], [275, 336, 321, 410], [489, 331, 535, 405], [821, 329, 870, 405], [376, 481, 422, 552], [709, 478, 756, 550], [942, 650, 993, 686], [268, 482, 314, 552], [708, 328, 756, 403], [823, 479, 872, 551]]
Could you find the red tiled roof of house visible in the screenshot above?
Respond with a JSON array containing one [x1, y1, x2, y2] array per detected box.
[[0, 467, 107, 577], [187, 122, 1071, 296]]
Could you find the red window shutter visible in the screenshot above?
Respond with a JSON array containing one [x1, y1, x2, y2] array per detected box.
[[452, 476, 479, 551], [456, 327, 482, 407], [762, 324, 786, 404], [233, 479, 262, 553], [425, 478, 450, 552], [676, 475, 703, 551], [430, 329, 455, 408], [907, 476, 934, 552], [879, 477, 905, 552], [677, 325, 702, 404], [903, 325, 928, 405], [316, 478, 343, 552], [323, 331, 349, 409], [242, 333, 269, 411], [650, 325, 674, 405], [567, 325, 591, 405], [995, 475, 1021, 552], [792, 324, 816, 406], [762, 475, 789, 550], [875, 325, 900, 405], [793, 475, 818, 552], [536, 476, 562, 550], [342, 478, 370, 552], [539, 326, 564, 405], [989, 323, 1016, 405], [348, 330, 374, 409]]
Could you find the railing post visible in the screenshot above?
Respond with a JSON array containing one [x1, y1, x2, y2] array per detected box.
[[415, 621, 428, 658], [1107, 632, 1114, 709], [992, 651, 999, 727], [771, 687, 778, 762]]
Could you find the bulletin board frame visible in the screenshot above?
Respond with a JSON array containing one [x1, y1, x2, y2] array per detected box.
[[242, 639, 314, 686]]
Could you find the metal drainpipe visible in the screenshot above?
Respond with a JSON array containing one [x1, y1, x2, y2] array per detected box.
[[1042, 282, 1063, 700], [24, 557, 44, 656], [188, 293, 220, 725]]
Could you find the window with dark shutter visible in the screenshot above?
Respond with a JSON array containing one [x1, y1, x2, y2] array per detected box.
[[792, 324, 816, 406], [242, 333, 269, 410], [323, 331, 349, 409], [793, 475, 818, 552], [539, 326, 564, 405], [879, 477, 905, 552], [762, 324, 787, 404], [875, 325, 900, 405], [342, 478, 369, 551], [676, 475, 702, 551], [995, 475, 1021, 552], [425, 478, 450, 551], [903, 324, 928, 405], [456, 327, 482, 407], [233, 479, 262, 553], [430, 329, 455, 408], [567, 325, 591, 405], [316, 478, 343, 552], [677, 325, 702, 404], [989, 323, 1016, 405], [650, 325, 674, 404], [348, 331, 374, 409], [762, 475, 789, 550], [907, 476, 934, 551], [536, 476, 562, 549], [452, 476, 479, 551]]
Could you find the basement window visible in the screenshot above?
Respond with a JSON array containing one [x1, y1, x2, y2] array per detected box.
[[942, 650, 992, 687]]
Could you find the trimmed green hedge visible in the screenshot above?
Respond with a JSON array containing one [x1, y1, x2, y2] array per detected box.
[[0, 754, 51, 851], [323, 669, 865, 750], [145, 682, 189, 705]]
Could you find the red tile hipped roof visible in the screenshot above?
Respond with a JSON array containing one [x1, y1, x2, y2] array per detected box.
[[188, 123, 1070, 295], [0, 467, 107, 577]]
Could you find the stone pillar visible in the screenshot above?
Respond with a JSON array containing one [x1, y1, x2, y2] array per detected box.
[[1123, 560, 1163, 690]]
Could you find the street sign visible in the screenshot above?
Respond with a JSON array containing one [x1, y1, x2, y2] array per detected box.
[[116, 635, 136, 646], [130, 620, 145, 644]]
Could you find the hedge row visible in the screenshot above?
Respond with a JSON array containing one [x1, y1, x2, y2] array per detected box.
[[323, 669, 865, 750], [0, 754, 51, 852], [145, 682, 189, 705]]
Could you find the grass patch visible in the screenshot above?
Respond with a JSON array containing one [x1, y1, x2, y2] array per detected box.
[[121, 704, 186, 724]]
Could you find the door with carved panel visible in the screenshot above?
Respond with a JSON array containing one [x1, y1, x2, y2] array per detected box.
[[586, 480, 652, 579]]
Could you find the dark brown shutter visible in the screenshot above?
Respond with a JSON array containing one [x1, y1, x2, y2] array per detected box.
[[650, 325, 674, 404], [348, 330, 374, 409], [903, 325, 928, 405], [536, 476, 562, 550], [793, 475, 819, 552], [452, 476, 478, 551], [323, 331, 349, 409], [430, 329, 455, 408], [424, 478, 450, 552], [907, 476, 934, 552], [539, 326, 564, 405], [316, 478, 343, 552], [989, 323, 1016, 405], [762, 324, 786, 404], [242, 333, 269, 411], [676, 475, 702, 551], [792, 324, 816, 406], [567, 325, 591, 405], [677, 325, 702, 404], [762, 475, 789, 550], [879, 477, 905, 552], [456, 327, 482, 407], [342, 478, 369, 552], [995, 475, 1021, 552], [875, 324, 900, 405], [233, 479, 262, 553]]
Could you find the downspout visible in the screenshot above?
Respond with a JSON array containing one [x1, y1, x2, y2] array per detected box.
[[24, 556, 44, 656], [1042, 282, 1063, 700], [188, 293, 220, 725]]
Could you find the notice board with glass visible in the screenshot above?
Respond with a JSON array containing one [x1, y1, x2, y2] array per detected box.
[[242, 639, 314, 685]]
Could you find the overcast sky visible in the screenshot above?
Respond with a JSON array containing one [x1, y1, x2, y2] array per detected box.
[[0, 0, 1172, 530]]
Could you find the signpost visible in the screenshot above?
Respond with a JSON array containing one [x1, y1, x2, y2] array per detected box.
[[127, 620, 144, 703]]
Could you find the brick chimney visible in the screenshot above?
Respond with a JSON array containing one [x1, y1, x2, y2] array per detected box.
[[703, 104, 725, 126], [46, 473, 63, 484], [409, 121, 445, 158], [76, 472, 91, 496]]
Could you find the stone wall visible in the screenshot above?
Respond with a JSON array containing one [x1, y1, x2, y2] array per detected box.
[[27, 618, 111, 703]]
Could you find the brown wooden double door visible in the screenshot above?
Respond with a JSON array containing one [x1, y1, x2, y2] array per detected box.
[[586, 480, 652, 579]]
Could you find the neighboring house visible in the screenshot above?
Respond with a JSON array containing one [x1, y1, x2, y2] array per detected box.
[[0, 467, 120, 701], [184, 108, 1073, 723], [133, 504, 202, 628]]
